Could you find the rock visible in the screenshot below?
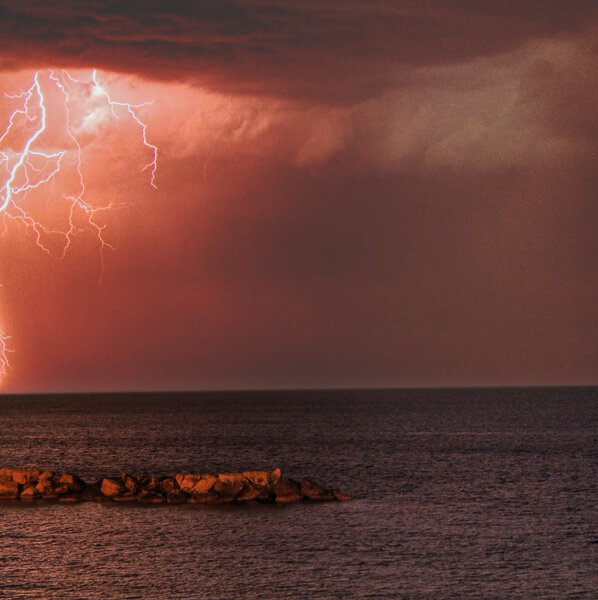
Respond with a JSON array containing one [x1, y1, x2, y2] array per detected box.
[[6, 468, 40, 485], [237, 484, 271, 502], [39, 470, 54, 480], [300, 479, 335, 501], [35, 478, 55, 495], [101, 478, 123, 497], [158, 477, 178, 494], [0, 479, 20, 498], [58, 473, 86, 493], [177, 474, 201, 493], [138, 475, 160, 492], [187, 492, 222, 504], [166, 490, 187, 504], [218, 472, 247, 485], [53, 484, 71, 496], [121, 472, 138, 494], [189, 475, 217, 495], [243, 471, 270, 487], [212, 479, 244, 502], [20, 484, 40, 499], [272, 478, 302, 503], [270, 468, 282, 483], [332, 489, 351, 501], [176, 473, 216, 494]]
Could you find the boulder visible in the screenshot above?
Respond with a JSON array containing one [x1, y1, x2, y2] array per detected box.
[[101, 478, 123, 497], [158, 477, 178, 494], [177, 474, 202, 493], [20, 484, 40, 499], [243, 471, 270, 487], [137, 475, 160, 492], [1, 468, 40, 485], [187, 492, 222, 504], [300, 479, 335, 501], [212, 479, 244, 502], [0, 479, 20, 498], [35, 478, 55, 495], [272, 478, 302, 503], [218, 472, 246, 485], [270, 468, 282, 483], [189, 475, 217, 495], [332, 489, 352, 501], [176, 474, 216, 494], [121, 472, 138, 494], [166, 490, 187, 504], [237, 484, 271, 502], [39, 470, 54, 480], [58, 473, 86, 493]]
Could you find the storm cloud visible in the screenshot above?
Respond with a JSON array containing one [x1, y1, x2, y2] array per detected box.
[[0, 0, 596, 101], [0, 1, 596, 391]]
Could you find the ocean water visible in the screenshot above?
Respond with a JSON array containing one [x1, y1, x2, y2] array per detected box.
[[0, 387, 596, 599]]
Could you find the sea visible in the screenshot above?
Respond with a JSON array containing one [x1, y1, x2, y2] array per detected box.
[[0, 386, 596, 599]]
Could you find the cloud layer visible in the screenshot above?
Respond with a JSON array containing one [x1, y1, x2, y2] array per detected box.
[[1, 1, 596, 101]]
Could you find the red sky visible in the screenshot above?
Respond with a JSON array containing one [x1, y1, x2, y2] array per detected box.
[[0, 1, 596, 392]]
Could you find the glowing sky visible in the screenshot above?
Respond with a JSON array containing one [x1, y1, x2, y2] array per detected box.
[[0, 1, 596, 392]]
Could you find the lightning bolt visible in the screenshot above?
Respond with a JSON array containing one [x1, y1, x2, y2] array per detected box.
[[0, 68, 159, 385]]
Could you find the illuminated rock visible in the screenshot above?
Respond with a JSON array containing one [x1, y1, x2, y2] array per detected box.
[[0, 479, 19, 498], [190, 475, 217, 495], [243, 471, 270, 487], [332, 490, 352, 501], [177, 474, 203, 493], [58, 473, 86, 493], [20, 485, 40, 499], [158, 477, 178, 494], [35, 478, 54, 495], [121, 472, 138, 493], [101, 478, 123, 497], [138, 474, 160, 492], [0, 467, 40, 484], [218, 472, 246, 485], [0, 467, 350, 505]]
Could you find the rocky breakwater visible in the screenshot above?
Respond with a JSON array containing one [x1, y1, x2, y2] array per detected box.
[[0, 467, 351, 505]]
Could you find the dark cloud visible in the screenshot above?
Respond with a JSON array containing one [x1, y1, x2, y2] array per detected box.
[[0, 0, 596, 101]]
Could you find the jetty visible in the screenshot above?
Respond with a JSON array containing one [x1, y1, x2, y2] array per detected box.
[[0, 467, 350, 504]]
